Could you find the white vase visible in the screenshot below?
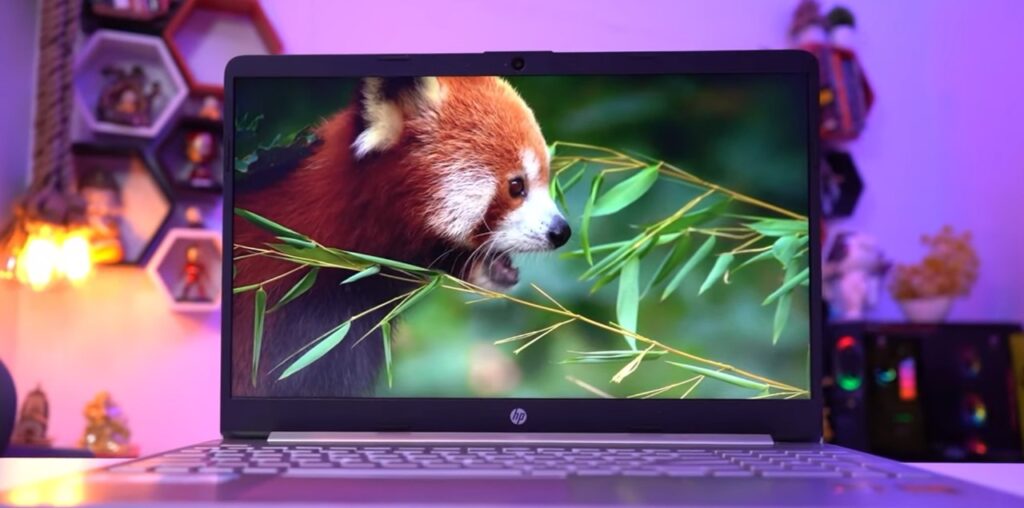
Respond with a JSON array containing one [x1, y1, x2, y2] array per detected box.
[[898, 297, 955, 323]]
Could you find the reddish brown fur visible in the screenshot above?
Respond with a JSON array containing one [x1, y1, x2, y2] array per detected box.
[[232, 77, 548, 397]]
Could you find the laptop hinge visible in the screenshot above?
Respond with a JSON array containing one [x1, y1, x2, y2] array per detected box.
[[268, 432, 774, 447]]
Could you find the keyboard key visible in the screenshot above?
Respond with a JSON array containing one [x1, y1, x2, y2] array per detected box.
[[285, 468, 522, 479], [761, 470, 843, 478], [242, 468, 280, 474]]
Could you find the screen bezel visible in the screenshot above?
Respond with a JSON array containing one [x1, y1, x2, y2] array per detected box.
[[222, 51, 822, 441]]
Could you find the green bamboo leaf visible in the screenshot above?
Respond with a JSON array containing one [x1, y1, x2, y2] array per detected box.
[[562, 166, 587, 192], [381, 321, 393, 388], [235, 208, 309, 241], [560, 350, 667, 364], [773, 291, 792, 345], [661, 236, 716, 301], [763, 266, 810, 305], [732, 249, 775, 275], [386, 277, 442, 320], [341, 265, 380, 285], [251, 287, 267, 387], [745, 218, 808, 237], [268, 243, 351, 266], [581, 174, 604, 265], [616, 257, 641, 350], [562, 231, 683, 259], [551, 175, 568, 212], [580, 233, 648, 281], [699, 253, 734, 295], [268, 267, 319, 313], [591, 165, 659, 217], [344, 251, 430, 273], [276, 236, 317, 249], [772, 235, 809, 269], [612, 345, 654, 383], [279, 321, 352, 380], [233, 283, 260, 294], [660, 197, 731, 234], [666, 361, 768, 391], [643, 234, 692, 298]]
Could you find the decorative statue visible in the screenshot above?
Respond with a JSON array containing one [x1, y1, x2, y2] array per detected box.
[[80, 391, 137, 457], [97, 65, 162, 127], [11, 385, 52, 447], [184, 131, 217, 189], [79, 170, 125, 264], [823, 232, 891, 320], [177, 244, 209, 302]]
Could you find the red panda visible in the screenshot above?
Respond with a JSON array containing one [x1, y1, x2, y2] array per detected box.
[[232, 77, 571, 397]]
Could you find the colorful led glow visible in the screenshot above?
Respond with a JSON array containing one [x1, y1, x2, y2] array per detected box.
[[960, 347, 982, 378], [967, 437, 988, 456], [835, 336, 863, 391], [875, 367, 897, 385], [964, 394, 987, 427], [898, 357, 918, 401]]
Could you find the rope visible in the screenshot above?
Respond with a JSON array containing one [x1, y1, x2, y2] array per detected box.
[[26, 0, 81, 222]]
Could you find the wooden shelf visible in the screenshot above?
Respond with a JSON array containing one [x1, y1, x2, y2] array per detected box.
[[146, 227, 222, 312], [73, 30, 187, 138], [163, 0, 282, 96]]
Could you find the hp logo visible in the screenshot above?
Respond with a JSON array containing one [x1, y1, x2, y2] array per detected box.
[[509, 408, 528, 426]]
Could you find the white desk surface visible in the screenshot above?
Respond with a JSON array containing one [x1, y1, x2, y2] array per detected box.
[[1, 458, 1023, 498]]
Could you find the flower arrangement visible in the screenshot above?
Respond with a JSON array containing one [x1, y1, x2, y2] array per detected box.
[[889, 226, 979, 301]]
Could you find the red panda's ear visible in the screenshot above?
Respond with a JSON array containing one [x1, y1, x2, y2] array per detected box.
[[352, 77, 442, 160]]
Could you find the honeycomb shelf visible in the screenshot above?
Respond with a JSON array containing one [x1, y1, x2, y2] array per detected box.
[[147, 227, 222, 313], [74, 30, 187, 138], [163, 0, 282, 96]]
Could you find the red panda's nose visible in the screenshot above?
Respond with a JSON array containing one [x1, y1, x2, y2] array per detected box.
[[547, 217, 572, 248]]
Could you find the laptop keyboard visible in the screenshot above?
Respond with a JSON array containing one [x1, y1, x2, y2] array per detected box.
[[107, 443, 931, 480]]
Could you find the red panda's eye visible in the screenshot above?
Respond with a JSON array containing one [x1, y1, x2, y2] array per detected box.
[[509, 177, 526, 198]]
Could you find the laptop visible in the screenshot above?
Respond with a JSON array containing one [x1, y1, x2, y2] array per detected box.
[[5, 51, 1021, 507]]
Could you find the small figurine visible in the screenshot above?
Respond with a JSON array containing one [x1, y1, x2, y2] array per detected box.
[[183, 131, 217, 189], [184, 206, 204, 228], [177, 244, 210, 302], [198, 95, 222, 121], [79, 170, 125, 264], [11, 385, 52, 447], [823, 232, 891, 320], [97, 65, 162, 127], [789, 1, 874, 142], [80, 391, 138, 457]]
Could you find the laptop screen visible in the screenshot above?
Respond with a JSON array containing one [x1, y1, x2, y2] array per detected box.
[[230, 74, 810, 401]]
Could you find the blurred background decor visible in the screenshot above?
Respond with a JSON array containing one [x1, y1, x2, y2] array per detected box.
[[889, 226, 980, 323]]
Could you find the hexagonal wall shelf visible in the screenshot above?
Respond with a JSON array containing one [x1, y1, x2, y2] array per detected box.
[[155, 117, 223, 194], [164, 0, 282, 96], [72, 144, 174, 265], [74, 30, 187, 138], [147, 227, 222, 312]]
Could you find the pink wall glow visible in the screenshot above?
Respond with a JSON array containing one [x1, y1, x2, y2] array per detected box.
[[1, 0, 1022, 454]]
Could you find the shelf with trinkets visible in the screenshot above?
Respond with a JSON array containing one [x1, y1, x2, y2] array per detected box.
[[155, 116, 224, 194], [73, 29, 187, 138], [146, 211, 222, 313], [163, 0, 282, 97]]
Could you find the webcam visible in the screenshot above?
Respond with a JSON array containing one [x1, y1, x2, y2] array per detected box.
[[511, 57, 525, 71]]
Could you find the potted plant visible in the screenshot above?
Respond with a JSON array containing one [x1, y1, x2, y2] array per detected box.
[[889, 226, 979, 323]]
